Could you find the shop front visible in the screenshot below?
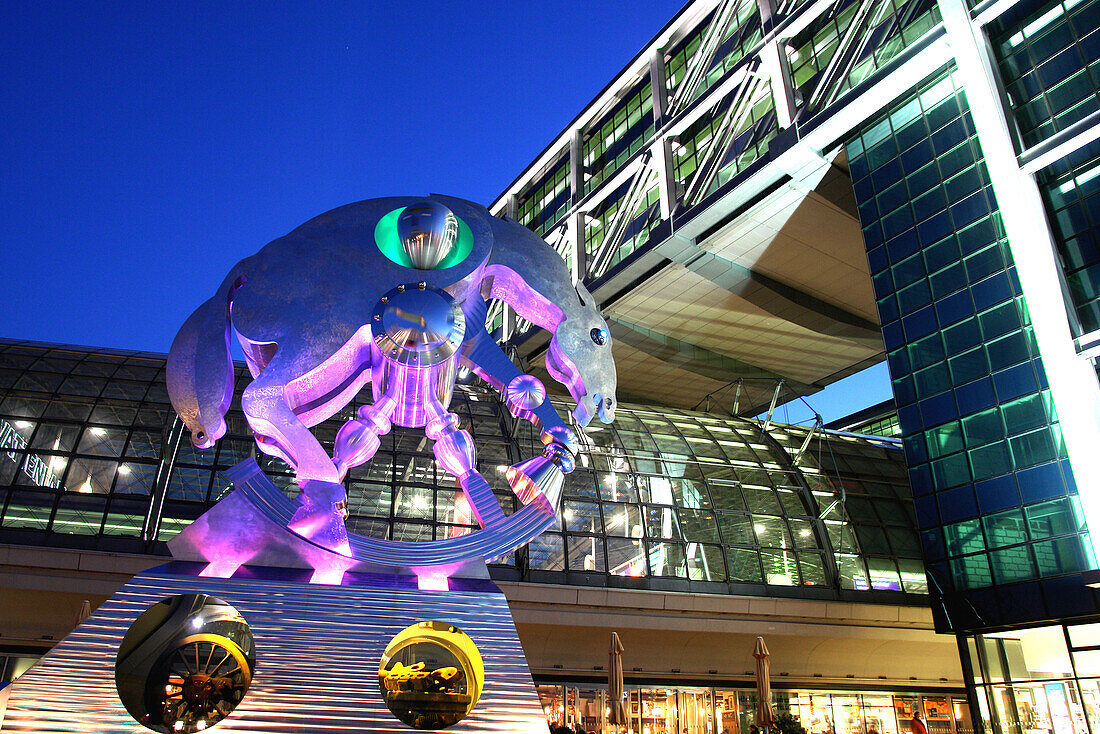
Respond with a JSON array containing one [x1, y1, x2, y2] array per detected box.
[[536, 685, 971, 734], [962, 623, 1100, 734]]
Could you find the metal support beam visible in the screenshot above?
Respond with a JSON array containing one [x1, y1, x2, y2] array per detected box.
[[670, 0, 739, 116], [940, 0, 1100, 563], [761, 379, 784, 431], [568, 211, 585, 285], [143, 416, 185, 543], [502, 304, 515, 342], [569, 130, 584, 205], [793, 414, 823, 464], [650, 49, 671, 128]]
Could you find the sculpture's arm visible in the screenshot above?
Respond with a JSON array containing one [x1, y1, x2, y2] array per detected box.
[[459, 293, 578, 518]]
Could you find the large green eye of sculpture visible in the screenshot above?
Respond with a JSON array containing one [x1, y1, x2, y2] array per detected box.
[[375, 202, 474, 270]]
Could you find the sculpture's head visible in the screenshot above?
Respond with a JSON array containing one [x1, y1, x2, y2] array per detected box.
[[397, 201, 460, 270], [545, 279, 617, 427]]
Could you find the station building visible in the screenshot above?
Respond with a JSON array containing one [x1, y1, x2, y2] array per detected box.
[[484, 0, 1100, 732], [0, 338, 962, 733]]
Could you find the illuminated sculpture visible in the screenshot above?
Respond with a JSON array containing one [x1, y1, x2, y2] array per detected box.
[[166, 195, 616, 572], [1, 196, 614, 733]]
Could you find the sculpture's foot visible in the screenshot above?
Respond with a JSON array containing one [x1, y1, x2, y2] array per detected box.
[[506, 456, 564, 519], [288, 480, 351, 556]]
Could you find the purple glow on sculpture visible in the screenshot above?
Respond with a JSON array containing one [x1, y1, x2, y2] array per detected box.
[[199, 559, 245, 579], [415, 568, 451, 591], [165, 195, 617, 573]]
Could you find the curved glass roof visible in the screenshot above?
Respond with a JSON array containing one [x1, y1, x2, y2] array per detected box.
[[0, 338, 925, 599]]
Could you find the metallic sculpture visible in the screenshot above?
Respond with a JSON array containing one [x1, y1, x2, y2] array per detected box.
[[166, 195, 616, 571]]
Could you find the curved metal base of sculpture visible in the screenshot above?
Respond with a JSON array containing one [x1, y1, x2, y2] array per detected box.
[[166, 459, 553, 587]]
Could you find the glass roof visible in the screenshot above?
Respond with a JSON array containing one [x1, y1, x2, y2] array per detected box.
[[0, 338, 926, 599]]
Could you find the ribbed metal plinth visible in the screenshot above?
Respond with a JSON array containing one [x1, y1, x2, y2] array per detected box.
[[1, 568, 545, 733]]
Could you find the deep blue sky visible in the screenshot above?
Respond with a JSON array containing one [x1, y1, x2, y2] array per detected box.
[[0, 1, 890, 423]]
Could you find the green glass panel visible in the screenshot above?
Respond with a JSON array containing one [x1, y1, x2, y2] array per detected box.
[[969, 441, 1013, 481], [1027, 498, 1077, 538], [962, 408, 1003, 447], [950, 553, 993, 589], [990, 545, 1036, 583], [983, 509, 1027, 549], [945, 518, 984, 556], [1034, 536, 1087, 577], [926, 421, 964, 459]]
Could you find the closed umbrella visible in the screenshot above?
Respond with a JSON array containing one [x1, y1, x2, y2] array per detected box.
[[608, 632, 627, 726], [754, 636, 776, 731], [74, 599, 92, 625]]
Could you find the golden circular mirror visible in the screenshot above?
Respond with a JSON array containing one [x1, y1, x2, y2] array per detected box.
[[378, 620, 485, 729]]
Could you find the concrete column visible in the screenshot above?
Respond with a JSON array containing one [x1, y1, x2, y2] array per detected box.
[[760, 38, 797, 129], [567, 211, 586, 284]]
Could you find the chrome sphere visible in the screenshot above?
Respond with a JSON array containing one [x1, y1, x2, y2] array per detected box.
[[398, 201, 459, 270]]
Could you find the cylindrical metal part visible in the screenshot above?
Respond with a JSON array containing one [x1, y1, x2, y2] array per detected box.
[[371, 284, 465, 428]]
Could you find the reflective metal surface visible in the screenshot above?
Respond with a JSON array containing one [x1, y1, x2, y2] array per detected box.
[[1, 567, 547, 733], [168, 459, 554, 574], [398, 201, 460, 270], [371, 284, 465, 429], [165, 194, 616, 564]]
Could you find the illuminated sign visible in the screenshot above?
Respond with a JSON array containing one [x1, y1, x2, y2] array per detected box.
[[0, 420, 61, 489]]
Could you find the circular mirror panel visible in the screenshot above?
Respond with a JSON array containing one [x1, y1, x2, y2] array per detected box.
[[378, 621, 485, 730], [115, 594, 255, 733]]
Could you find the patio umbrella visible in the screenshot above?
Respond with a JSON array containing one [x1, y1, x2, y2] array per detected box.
[[608, 632, 627, 725], [754, 636, 776, 731]]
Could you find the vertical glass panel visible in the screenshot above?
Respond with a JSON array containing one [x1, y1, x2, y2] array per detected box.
[[761, 548, 800, 585], [606, 537, 647, 577], [832, 694, 863, 734], [686, 542, 725, 581], [863, 695, 900, 734], [648, 541, 688, 577], [567, 535, 605, 572], [837, 553, 870, 590], [727, 547, 763, 583], [989, 626, 1073, 680], [2, 490, 54, 529], [800, 693, 836, 734], [528, 533, 565, 571]]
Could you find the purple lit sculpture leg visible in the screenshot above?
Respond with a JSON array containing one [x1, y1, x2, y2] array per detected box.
[[426, 400, 504, 528]]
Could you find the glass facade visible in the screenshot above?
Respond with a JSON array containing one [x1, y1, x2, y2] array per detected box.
[[962, 622, 1100, 734], [988, 0, 1100, 150], [1037, 138, 1100, 338], [672, 75, 778, 200], [582, 80, 655, 196], [664, 0, 763, 109], [537, 684, 970, 734], [787, 0, 942, 114], [583, 177, 662, 272], [0, 337, 925, 600], [515, 152, 571, 238], [845, 68, 1091, 632]]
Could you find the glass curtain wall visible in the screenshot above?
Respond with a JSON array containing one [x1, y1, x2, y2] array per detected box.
[[844, 67, 1089, 631]]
